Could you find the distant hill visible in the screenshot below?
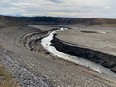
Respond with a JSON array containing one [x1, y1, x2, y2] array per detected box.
[[0, 15, 116, 27]]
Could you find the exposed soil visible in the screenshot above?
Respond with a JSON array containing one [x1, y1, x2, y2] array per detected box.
[[0, 15, 116, 86], [51, 37, 116, 73]]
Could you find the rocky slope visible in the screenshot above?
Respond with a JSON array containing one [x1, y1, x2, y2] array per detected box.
[[1, 26, 116, 87], [0, 15, 116, 87]]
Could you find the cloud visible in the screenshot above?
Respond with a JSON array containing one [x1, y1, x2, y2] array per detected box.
[[48, 0, 63, 3], [105, 6, 111, 9], [0, 0, 116, 18]]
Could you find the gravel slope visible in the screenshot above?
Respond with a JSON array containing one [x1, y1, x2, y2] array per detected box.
[[0, 25, 116, 87]]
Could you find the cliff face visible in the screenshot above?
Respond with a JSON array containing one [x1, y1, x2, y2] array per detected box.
[[51, 37, 116, 73]]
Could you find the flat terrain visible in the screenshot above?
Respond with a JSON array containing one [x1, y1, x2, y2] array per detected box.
[[57, 25, 116, 56], [0, 25, 116, 87]]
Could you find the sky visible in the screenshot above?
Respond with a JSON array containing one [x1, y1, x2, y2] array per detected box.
[[0, 0, 116, 18]]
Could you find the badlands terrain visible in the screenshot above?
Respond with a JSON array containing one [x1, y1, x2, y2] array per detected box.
[[0, 16, 116, 87]]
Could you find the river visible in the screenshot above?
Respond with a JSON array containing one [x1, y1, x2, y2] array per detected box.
[[41, 27, 116, 78]]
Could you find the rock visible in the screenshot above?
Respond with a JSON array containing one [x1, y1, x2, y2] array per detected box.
[[111, 66, 116, 73], [0, 76, 5, 81]]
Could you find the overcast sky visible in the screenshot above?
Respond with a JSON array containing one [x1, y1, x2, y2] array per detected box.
[[0, 0, 116, 18]]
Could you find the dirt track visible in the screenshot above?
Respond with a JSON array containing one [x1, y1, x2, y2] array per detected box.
[[0, 25, 116, 87]]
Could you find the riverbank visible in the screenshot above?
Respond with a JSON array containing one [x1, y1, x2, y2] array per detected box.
[[41, 27, 116, 77], [0, 25, 116, 87]]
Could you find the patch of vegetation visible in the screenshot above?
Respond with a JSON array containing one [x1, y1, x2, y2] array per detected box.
[[0, 64, 20, 87]]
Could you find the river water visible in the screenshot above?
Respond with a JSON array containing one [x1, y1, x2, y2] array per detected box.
[[41, 27, 116, 78]]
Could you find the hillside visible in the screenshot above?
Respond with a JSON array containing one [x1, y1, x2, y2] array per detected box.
[[0, 15, 116, 87], [1, 15, 116, 27]]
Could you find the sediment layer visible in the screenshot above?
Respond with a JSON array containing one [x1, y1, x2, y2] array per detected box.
[[51, 37, 116, 73]]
